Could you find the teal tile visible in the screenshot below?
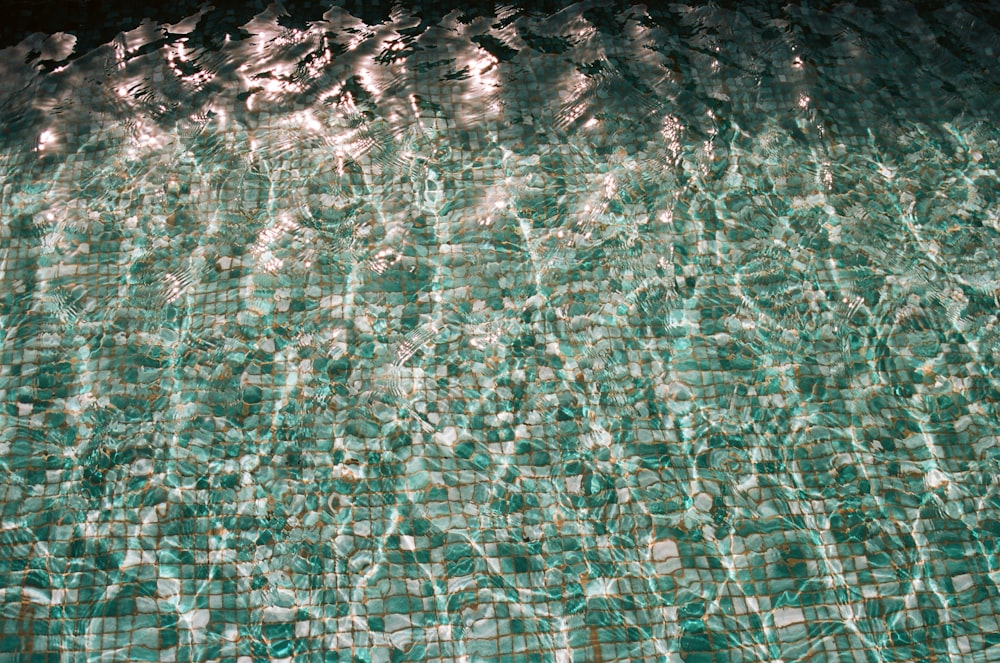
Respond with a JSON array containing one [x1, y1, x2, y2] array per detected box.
[[3, 2, 1000, 662]]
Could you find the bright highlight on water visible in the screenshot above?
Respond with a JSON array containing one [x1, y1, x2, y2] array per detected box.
[[1, 1, 1000, 661]]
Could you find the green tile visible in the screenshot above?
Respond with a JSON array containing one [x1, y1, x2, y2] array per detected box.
[[2, 2, 1000, 662]]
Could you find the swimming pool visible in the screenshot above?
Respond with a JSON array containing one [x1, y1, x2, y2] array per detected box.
[[1, 1, 1000, 661]]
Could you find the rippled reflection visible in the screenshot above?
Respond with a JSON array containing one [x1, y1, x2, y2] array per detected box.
[[2, 2, 1000, 662]]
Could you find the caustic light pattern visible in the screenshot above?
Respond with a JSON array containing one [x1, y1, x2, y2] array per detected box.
[[2, 1, 1000, 662]]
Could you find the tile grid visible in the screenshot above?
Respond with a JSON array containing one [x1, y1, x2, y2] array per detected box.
[[0, 1, 1000, 662]]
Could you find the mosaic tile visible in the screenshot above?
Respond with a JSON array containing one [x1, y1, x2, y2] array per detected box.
[[1, 0, 1000, 661]]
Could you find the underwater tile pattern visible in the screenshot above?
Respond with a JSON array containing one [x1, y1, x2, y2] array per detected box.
[[2, 1, 1000, 661]]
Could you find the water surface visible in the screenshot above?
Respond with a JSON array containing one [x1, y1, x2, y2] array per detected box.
[[2, 2, 1000, 661]]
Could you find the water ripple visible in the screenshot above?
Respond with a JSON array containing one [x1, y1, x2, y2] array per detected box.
[[2, 2, 1000, 662]]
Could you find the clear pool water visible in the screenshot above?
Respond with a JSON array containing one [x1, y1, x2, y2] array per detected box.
[[2, 1, 1000, 661]]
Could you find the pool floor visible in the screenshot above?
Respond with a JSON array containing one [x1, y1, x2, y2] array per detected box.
[[2, 1, 1000, 661]]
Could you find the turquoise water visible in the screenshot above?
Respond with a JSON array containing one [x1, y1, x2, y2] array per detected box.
[[1, 1, 1000, 661]]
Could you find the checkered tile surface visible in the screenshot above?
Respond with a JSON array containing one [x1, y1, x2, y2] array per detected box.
[[1, 1, 1000, 661]]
